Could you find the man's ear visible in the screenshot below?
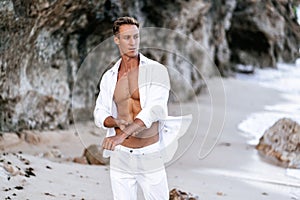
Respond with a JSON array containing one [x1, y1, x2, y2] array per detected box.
[[114, 36, 120, 45]]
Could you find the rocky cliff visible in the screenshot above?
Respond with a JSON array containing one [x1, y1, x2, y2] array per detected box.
[[0, 0, 299, 131]]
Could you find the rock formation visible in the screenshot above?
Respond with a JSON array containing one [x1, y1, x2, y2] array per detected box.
[[227, 0, 300, 69], [83, 144, 109, 165], [0, 0, 299, 131], [256, 118, 300, 168], [73, 144, 109, 165], [169, 188, 199, 200]]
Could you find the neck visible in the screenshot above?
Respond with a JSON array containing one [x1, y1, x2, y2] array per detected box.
[[121, 54, 139, 71]]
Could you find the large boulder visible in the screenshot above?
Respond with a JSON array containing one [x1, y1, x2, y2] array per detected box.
[[256, 118, 300, 168]]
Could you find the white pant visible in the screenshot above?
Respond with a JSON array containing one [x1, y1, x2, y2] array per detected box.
[[110, 143, 169, 200]]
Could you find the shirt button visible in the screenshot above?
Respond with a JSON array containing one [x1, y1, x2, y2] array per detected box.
[[130, 150, 133, 153]]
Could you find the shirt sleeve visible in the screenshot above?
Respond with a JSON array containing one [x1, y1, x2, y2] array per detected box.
[[135, 63, 170, 128], [93, 72, 112, 129]]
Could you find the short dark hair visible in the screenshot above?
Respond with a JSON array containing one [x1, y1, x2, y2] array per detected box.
[[113, 17, 139, 35]]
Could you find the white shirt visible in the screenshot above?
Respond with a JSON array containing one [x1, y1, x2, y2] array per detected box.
[[94, 53, 170, 136], [94, 53, 192, 162]]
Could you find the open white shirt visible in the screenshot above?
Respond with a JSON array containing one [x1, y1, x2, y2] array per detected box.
[[94, 53, 170, 133], [94, 53, 192, 162]]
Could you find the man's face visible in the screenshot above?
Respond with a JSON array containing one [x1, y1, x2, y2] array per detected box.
[[114, 24, 140, 58]]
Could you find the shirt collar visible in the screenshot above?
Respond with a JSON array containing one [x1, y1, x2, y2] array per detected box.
[[111, 53, 148, 74]]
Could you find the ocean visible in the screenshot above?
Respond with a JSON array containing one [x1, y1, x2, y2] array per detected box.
[[236, 58, 300, 180]]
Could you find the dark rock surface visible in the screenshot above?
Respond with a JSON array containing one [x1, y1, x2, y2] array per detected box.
[[1, 0, 299, 131], [227, 0, 300, 69], [256, 118, 300, 168], [169, 188, 199, 200]]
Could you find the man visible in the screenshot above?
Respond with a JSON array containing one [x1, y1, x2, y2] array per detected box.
[[94, 16, 170, 200]]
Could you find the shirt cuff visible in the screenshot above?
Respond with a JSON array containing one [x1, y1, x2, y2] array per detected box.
[[94, 109, 110, 129], [135, 105, 167, 128]]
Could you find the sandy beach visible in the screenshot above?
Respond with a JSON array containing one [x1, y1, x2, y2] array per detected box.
[[1, 77, 299, 200]]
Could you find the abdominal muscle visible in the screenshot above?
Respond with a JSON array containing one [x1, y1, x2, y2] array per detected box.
[[114, 69, 159, 148]]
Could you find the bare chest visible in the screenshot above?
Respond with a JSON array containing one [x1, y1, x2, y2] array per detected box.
[[114, 68, 140, 103]]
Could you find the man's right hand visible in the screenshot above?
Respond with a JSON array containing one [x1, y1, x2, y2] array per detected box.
[[102, 133, 128, 150]]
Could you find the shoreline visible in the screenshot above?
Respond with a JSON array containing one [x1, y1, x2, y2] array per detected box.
[[166, 77, 299, 200]]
